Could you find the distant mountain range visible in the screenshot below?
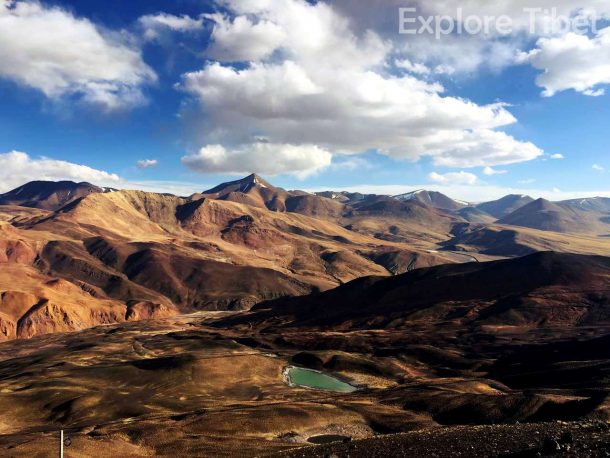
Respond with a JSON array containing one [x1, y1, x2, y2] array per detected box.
[[3, 175, 610, 236]]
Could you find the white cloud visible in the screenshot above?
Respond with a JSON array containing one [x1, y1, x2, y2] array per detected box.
[[182, 143, 332, 178], [395, 59, 430, 75], [399, 33, 523, 76], [550, 153, 565, 159], [136, 159, 158, 169], [593, 164, 606, 172], [0, 151, 120, 192], [335, 0, 610, 89], [520, 28, 610, 97], [179, 0, 542, 174], [0, 0, 155, 110], [483, 166, 508, 175], [204, 13, 285, 61], [335, 1, 587, 76], [428, 171, 478, 185], [427, 129, 542, 168], [139, 12, 204, 42]]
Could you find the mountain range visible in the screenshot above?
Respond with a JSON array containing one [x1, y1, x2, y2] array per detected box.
[[1, 174, 610, 339]]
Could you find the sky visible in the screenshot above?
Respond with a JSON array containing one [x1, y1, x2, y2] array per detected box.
[[1, 0, 610, 201]]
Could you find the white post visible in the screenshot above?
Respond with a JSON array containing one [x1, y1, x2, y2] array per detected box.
[[59, 430, 64, 458]]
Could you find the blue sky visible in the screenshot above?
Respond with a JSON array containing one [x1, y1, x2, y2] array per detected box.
[[0, 0, 609, 201]]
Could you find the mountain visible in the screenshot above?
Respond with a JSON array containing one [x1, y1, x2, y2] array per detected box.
[[238, 251, 610, 330], [498, 198, 577, 232], [314, 191, 351, 203], [199, 173, 346, 219], [560, 196, 610, 213], [498, 198, 610, 234], [0, 183, 464, 339], [0, 180, 107, 211], [393, 190, 468, 211], [456, 206, 496, 224], [3, 175, 610, 341], [476, 194, 534, 219], [199, 177, 463, 242], [344, 196, 463, 243], [197, 173, 289, 211]]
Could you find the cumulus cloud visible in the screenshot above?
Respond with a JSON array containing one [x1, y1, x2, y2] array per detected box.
[[335, 0, 610, 94], [593, 164, 606, 172], [428, 171, 478, 185], [138, 12, 204, 41], [204, 13, 285, 61], [334, 1, 607, 77], [427, 129, 542, 168], [181, 143, 332, 178], [0, 0, 155, 110], [520, 27, 610, 97], [136, 159, 158, 169], [550, 153, 565, 159], [0, 151, 120, 192], [178, 0, 542, 175]]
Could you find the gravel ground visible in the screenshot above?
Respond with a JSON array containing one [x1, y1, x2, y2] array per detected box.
[[273, 421, 610, 458]]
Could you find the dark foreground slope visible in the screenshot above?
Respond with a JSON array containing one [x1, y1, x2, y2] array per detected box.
[[235, 251, 610, 330]]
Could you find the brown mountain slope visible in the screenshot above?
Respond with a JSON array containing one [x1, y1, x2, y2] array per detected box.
[[476, 194, 534, 219], [442, 224, 610, 257], [456, 206, 496, 224], [231, 252, 610, 330], [30, 189, 454, 283], [344, 197, 463, 244], [198, 173, 347, 219], [0, 265, 132, 341], [499, 198, 610, 235], [393, 190, 468, 211], [0, 185, 464, 339]]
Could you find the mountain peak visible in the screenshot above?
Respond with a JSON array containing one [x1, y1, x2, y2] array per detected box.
[[475, 194, 535, 219], [202, 173, 275, 195], [393, 189, 468, 211], [243, 173, 269, 188]]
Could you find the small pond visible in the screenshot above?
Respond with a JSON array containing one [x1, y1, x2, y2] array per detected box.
[[284, 366, 357, 393]]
